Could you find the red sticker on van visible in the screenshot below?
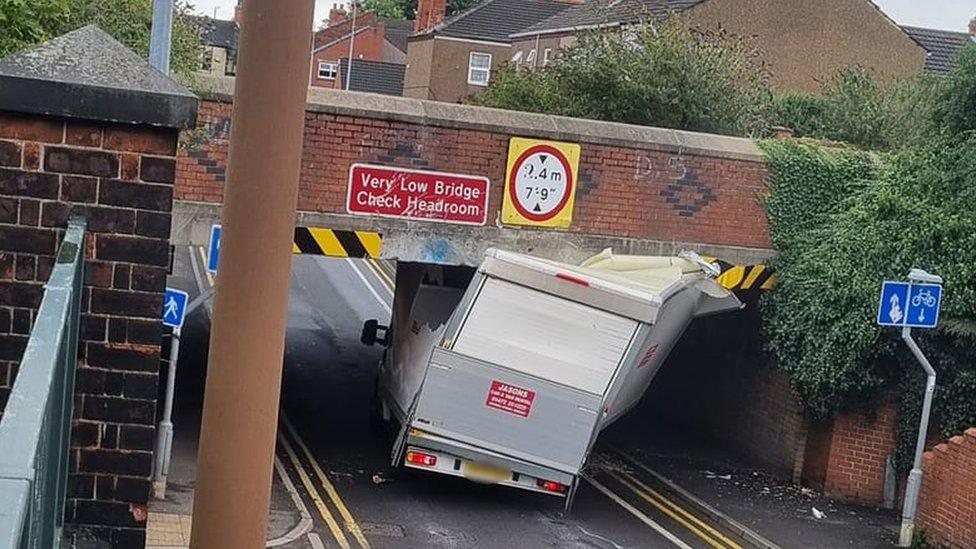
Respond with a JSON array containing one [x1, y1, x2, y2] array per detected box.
[[486, 380, 536, 418]]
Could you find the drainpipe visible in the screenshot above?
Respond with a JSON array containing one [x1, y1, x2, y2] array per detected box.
[[188, 0, 314, 547]]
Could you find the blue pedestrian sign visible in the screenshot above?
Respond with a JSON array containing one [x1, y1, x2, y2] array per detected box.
[[162, 288, 189, 329], [877, 281, 942, 329], [207, 224, 221, 273]]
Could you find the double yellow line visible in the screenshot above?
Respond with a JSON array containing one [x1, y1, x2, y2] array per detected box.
[[277, 413, 371, 549], [362, 258, 395, 292], [608, 469, 741, 549]]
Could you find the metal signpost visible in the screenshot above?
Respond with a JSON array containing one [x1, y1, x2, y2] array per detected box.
[[877, 269, 943, 547], [154, 288, 189, 497], [148, 0, 174, 74]]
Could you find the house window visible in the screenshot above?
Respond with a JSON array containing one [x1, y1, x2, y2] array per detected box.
[[468, 52, 492, 86], [225, 50, 237, 76], [543, 48, 552, 66], [526, 49, 537, 68], [201, 49, 214, 71], [317, 61, 338, 80]]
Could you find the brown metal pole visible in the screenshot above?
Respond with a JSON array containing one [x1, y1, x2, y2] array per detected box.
[[189, 1, 313, 548]]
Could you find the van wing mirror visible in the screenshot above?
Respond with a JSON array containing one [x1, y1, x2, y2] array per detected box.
[[361, 319, 390, 347]]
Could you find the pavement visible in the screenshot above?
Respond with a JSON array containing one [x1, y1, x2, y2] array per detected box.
[[152, 244, 900, 549]]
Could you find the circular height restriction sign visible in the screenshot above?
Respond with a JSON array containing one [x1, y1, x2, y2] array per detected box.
[[502, 137, 581, 228]]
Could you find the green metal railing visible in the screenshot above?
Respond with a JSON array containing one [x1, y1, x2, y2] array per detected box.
[[0, 218, 86, 549]]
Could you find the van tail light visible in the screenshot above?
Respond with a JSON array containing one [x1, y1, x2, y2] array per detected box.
[[406, 451, 437, 467], [555, 273, 590, 287], [537, 479, 567, 493]]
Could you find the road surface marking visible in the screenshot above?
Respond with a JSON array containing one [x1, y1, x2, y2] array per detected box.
[[584, 475, 693, 549], [282, 414, 372, 549], [267, 455, 314, 547], [615, 471, 742, 549], [365, 259, 394, 292], [277, 430, 350, 549], [308, 532, 327, 549], [196, 245, 215, 286], [606, 444, 780, 549], [345, 258, 392, 314], [611, 471, 736, 549]]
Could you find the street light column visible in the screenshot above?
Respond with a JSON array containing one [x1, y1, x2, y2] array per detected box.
[[188, 1, 314, 548]]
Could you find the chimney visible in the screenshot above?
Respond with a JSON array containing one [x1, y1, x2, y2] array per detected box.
[[234, 0, 244, 25], [969, 16, 976, 41], [415, 0, 447, 33], [329, 3, 348, 26]]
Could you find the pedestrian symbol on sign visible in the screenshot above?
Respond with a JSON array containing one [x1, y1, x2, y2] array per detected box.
[[162, 288, 189, 329]]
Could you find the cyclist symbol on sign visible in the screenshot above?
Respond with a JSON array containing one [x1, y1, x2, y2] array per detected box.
[[512, 148, 570, 219], [912, 289, 937, 308]]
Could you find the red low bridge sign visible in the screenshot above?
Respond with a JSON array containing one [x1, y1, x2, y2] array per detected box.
[[346, 164, 491, 226]]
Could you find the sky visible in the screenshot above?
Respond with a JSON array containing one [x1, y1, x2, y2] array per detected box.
[[187, 0, 974, 33]]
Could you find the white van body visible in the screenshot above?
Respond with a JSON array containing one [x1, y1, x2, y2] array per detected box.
[[374, 248, 742, 505]]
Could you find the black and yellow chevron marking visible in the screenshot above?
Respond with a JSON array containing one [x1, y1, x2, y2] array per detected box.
[[293, 228, 382, 259], [704, 257, 776, 291]]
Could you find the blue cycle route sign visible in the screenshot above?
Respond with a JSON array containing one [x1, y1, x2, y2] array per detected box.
[[877, 281, 942, 329], [162, 288, 189, 329], [207, 224, 221, 273]]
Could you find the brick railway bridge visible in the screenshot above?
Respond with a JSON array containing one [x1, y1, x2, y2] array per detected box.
[[0, 30, 897, 547]]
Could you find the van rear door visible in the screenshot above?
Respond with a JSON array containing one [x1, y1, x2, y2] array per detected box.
[[411, 277, 638, 474]]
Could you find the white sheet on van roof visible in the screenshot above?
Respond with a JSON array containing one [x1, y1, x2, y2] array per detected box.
[[490, 248, 703, 296]]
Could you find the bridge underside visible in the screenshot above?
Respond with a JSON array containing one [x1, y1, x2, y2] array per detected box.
[[173, 201, 774, 267]]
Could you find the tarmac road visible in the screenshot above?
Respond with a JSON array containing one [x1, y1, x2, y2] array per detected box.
[[167, 247, 773, 549]]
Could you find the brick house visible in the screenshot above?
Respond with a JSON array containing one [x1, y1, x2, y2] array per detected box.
[[403, 0, 580, 102], [510, 0, 932, 93], [188, 16, 239, 77], [310, 5, 413, 91]]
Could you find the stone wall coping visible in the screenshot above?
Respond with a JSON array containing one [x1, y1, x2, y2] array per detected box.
[[0, 26, 197, 129], [194, 75, 764, 163]]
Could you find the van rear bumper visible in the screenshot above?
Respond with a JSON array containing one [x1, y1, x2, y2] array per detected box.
[[405, 428, 575, 493]]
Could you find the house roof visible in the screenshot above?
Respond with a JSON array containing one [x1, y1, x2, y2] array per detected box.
[[339, 58, 405, 96], [383, 19, 414, 53], [314, 11, 378, 51], [188, 15, 238, 49], [513, 0, 706, 38], [902, 26, 972, 76], [418, 0, 575, 44]]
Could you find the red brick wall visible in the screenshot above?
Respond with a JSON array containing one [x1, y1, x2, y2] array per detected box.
[[177, 98, 773, 250], [0, 110, 176, 547], [643, 303, 807, 478], [917, 428, 976, 547], [803, 393, 900, 504]]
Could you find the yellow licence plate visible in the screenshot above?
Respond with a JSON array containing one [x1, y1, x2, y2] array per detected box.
[[462, 461, 511, 484]]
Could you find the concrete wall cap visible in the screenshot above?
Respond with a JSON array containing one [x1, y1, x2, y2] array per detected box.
[[0, 26, 198, 129], [194, 74, 764, 163]]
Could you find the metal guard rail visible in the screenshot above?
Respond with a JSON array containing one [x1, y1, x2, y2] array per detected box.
[[0, 218, 86, 549]]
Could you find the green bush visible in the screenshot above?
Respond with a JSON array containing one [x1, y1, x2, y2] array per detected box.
[[471, 20, 774, 136], [773, 68, 941, 150], [933, 43, 976, 138], [772, 93, 827, 137]]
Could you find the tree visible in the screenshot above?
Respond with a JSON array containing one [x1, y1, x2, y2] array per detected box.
[[0, 0, 202, 78], [772, 67, 943, 150], [470, 20, 773, 136], [361, 0, 405, 19], [760, 48, 976, 466], [0, 0, 70, 57], [355, 0, 483, 20]]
